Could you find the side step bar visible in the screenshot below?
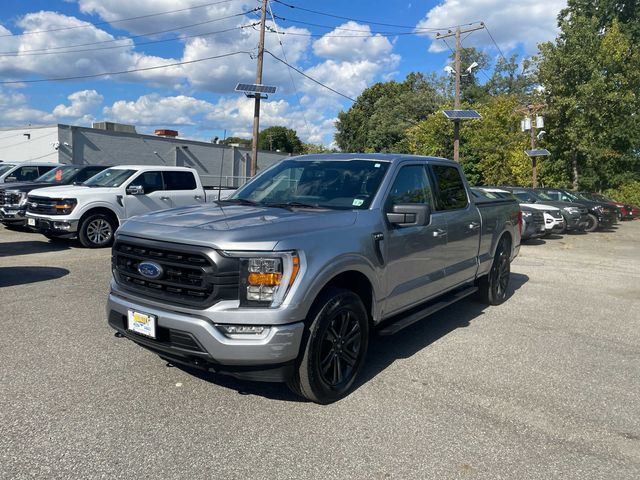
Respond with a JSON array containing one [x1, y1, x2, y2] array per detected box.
[[377, 285, 478, 336]]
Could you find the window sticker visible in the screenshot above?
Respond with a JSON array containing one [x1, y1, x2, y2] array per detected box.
[[352, 198, 364, 207], [374, 163, 381, 168]]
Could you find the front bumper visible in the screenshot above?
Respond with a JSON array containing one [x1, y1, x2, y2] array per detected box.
[[0, 206, 27, 225], [564, 213, 589, 231], [597, 213, 616, 228], [25, 214, 79, 237], [107, 291, 305, 381]]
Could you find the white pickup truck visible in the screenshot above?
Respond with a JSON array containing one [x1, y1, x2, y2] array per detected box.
[[25, 165, 224, 247]]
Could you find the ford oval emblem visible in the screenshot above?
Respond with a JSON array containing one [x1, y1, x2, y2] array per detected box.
[[138, 261, 163, 279]]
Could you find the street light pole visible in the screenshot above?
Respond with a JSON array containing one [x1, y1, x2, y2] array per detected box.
[[250, 0, 268, 177]]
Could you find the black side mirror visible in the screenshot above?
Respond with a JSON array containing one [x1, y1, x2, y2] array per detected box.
[[5, 176, 17, 183], [126, 185, 145, 195], [386, 204, 431, 227]]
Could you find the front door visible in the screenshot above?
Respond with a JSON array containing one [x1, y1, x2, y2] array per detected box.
[[123, 171, 170, 219], [162, 170, 202, 207], [382, 164, 449, 316]]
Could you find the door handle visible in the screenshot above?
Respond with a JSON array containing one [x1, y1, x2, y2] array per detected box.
[[194, 195, 203, 200], [160, 196, 170, 201], [432, 228, 447, 238], [468, 222, 481, 230]]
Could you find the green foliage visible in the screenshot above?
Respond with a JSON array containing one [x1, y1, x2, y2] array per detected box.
[[302, 143, 338, 154], [258, 126, 304, 153], [221, 136, 251, 147], [334, 73, 444, 152], [604, 181, 640, 206]]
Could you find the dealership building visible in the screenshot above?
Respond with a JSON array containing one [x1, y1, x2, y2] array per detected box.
[[0, 123, 288, 187]]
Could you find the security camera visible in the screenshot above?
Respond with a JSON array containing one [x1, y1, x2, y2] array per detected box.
[[466, 61, 479, 73], [537, 130, 546, 140], [444, 65, 455, 74], [52, 141, 60, 150]]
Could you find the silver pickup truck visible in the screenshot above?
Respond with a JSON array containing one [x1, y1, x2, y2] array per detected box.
[[107, 154, 521, 403]]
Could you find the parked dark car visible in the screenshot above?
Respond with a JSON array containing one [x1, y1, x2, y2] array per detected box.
[[578, 192, 637, 221], [535, 188, 617, 231], [494, 187, 589, 232], [0, 164, 108, 227]]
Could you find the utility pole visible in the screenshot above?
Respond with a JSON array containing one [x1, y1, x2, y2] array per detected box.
[[518, 103, 545, 187], [436, 23, 484, 162], [250, 0, 268, 177]]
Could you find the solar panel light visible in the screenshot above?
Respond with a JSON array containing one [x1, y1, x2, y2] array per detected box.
[[235, 83, 277, 99]]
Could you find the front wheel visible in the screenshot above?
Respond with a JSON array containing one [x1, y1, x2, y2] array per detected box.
[[288, 288, 369, 404], [478, 237, 511, 305], [584, 213, 598, 232], [78, 213, 117, 248]]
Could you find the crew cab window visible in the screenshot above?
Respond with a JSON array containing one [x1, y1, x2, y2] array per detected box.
[[386, 165, 433, 208], [132, 171, 163, 194], [14, 166, 42, 181], [431, 165, 468, 210], [164, 171, 197, 190]]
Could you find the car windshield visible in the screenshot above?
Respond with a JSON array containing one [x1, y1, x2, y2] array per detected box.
[[532, 190, 554, 201], [0, 164, 16, 176], [84, 168, 136, 187], [35, 166, 82, 184], [560, 190, 580, 201], [230, 159, 391, 210], [574, 192, 595, 201], [513, 191, 540, 203]]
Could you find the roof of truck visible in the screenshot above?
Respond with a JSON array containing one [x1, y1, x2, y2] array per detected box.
[[290, 153, 456, 165]]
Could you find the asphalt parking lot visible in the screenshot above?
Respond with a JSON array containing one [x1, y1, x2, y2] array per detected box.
[[1, 223, 639, 479]]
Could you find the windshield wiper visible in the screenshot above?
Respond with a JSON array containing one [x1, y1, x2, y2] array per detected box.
[[217, 198, 262, 206], [263, 201, 324, 210]]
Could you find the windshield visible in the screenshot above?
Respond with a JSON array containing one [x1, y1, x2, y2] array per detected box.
[[0, 164, 16, 176], [513, 190, 540, 203], [35, 166, 81, 184], [231, 159, 391, 210], [560, 190, 580, 201], [532, 190, 554, 201], [84, 168, 136, 187]]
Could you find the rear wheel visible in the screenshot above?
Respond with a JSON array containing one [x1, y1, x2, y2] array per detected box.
[[287, 288, 369, 404], [478, 237, 511, 305], [78, 213, 117, 248], [584, 213, 598, 232]]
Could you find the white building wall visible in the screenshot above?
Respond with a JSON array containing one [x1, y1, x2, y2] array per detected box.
[[0, 125, 60, 163]]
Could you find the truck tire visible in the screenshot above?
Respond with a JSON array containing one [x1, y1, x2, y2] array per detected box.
[[584, 213, 598, 232], [78, 213, 117, 248], [478, 237, 511, 305], [287, 288, 369, 404]]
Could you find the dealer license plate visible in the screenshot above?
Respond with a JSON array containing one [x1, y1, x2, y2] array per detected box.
[[27, 218, 36, 226], [127, 310, 157, 339]]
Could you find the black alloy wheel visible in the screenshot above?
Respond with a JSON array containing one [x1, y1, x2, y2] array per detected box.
[[584, 213, 598, 232], [79, 213, 117, 248], [478, 237, 511, 305], [288, 288, 369, 404]]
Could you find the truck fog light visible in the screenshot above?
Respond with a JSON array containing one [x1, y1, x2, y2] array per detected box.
[[217, 324, 269, 339], [54, 221, 71, 230]]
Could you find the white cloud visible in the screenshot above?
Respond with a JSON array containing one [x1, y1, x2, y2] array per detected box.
[[104, 94, 214, 125], [53, 90, 104, 120], [312, 22, 394, 61], [417, 0, 566, 54], [0, 89, 55, 126]]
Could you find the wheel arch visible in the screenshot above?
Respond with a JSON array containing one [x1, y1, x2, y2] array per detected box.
[[79, 206, 120, 228]]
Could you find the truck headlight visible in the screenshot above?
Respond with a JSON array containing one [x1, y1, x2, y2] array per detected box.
[[522, 211, 533, 218], [223, 251, 300, 307], [563, 207, 580, 214], [54, 198, 77, 215]]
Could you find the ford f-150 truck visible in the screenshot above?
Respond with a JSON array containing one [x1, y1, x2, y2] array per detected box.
[[25, 166, 213, 247], [107, 154, 521, 403], [0, 164, 108, 227]]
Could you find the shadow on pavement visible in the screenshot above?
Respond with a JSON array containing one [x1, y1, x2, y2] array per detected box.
[[0, 240, 71, 258], [523, 238, 546, 246], [0, 266, 70, 287], [176, 273, 529, 403]]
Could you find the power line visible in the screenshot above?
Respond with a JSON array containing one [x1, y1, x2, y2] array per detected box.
[[0, 50, 251, 84], [0, 23, 258, 57], [272, 0, 469, 32], [266, 29, 422, 38], [0, 9, 258, 56], [484, 23, 508, 63], [264, 50, 355, 102], [0, 0, 242, 38], [266, 0, 310, 136]]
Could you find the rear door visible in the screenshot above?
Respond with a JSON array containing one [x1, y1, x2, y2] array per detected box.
[[430, 164, 481, 289], [162, 171, 202, 207], [382, 164, 449, 315], [123, 170, 170, 218]]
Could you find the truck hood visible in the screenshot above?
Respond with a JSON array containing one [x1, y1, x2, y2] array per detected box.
[[119, 203, 359, 251], [521, 202, 559, 211], [27, 185, 119, 197], [0, 181, 58, 193]]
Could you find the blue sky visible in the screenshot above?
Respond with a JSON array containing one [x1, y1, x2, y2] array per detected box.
[[0, 0, 566, 146]]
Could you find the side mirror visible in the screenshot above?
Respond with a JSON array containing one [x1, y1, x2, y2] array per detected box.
[[126, 185, 145, 195], [386, 204, 431, 227], [5, 176, 16, 183]]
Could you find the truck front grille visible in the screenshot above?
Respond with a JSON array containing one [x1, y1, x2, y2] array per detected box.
[[532, 211, 544, 226], [1, 189, 21, 206], [26, 195, 59, 215], [112, 237, 239, 308]]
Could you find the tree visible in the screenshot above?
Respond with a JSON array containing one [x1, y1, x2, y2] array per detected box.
[[537, 3, 640, 190], [334, 73, 444, 152], [485, 54, 537, 102], [258, 126, 304, 153], [221, 136, 251, 147]]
